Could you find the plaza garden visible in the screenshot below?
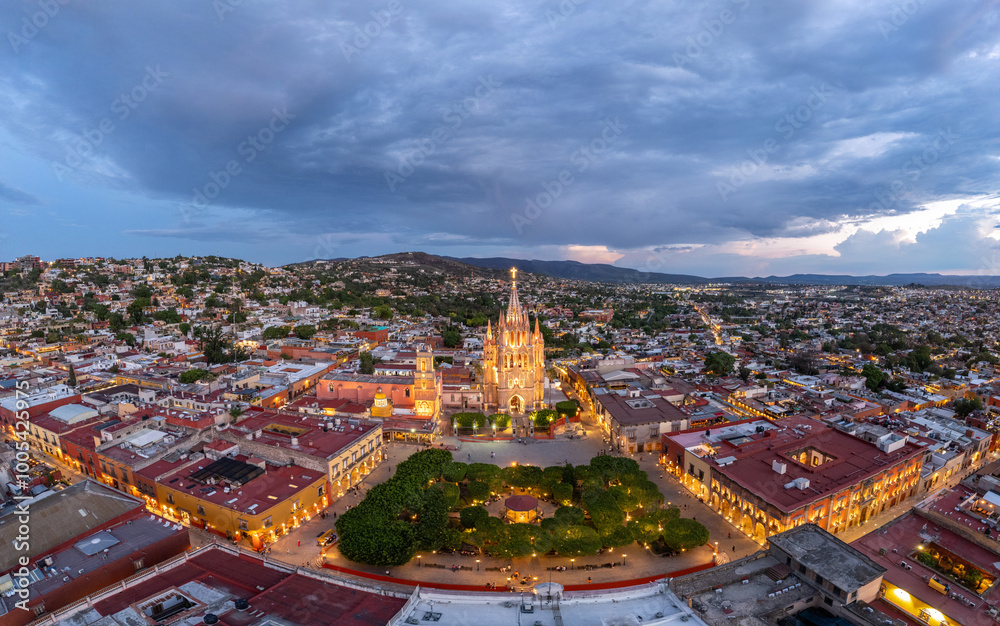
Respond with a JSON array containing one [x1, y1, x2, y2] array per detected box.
[[335, 448, 709, 567]]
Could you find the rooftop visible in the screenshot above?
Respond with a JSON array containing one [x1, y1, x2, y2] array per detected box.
[[768, 524, 885, 593], [704, 416, 924, 512], [0, 480, 144, 573], [48, 545, 406, 626]]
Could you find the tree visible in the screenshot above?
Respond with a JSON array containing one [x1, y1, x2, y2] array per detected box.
[[262, 325, 291, 340], [738, 366, 752, 383], [179, 368, 212, 384], [662, 518, 709, 551], [465, 481, 491, 504], [229, 406, 244, 421], [861, 363, 885, 392], [359, 351, 375, 375], [460, 505, 489, 530], [954, 397, 984, 417], [294, 324, 317, 340], [531, 409, 558, 430], [178, 322, 191, 336], [704, 351, 735, 376], [374, 304, 393, 320], [441, 461, 468, 483], [442, 326, 462, 348], [67, 364, 77, 387]]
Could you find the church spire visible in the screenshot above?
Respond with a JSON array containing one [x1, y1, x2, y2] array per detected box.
[[486, 318, 493, 340], [507, 267, 522, 324]]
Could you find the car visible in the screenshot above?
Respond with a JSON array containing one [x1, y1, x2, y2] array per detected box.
[[316, 529, 338, 546]]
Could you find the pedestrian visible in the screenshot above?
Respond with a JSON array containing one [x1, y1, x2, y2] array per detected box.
[[728, 532, 731, 539], [468, 453, 472, 461], [491, 451, 495, 458], [588, 577, 592, 583], [732, 546, 736, 552]]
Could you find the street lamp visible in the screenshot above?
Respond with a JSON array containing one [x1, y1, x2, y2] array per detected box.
[[571, 558, 575, 570], [622, 554, 627, 566], [476, 559, 480, 571], [418, 555, 422, 567]]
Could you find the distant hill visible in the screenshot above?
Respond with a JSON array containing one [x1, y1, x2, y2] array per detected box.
[[720, 273, 1000, 288], [449, 257, 707, 285], [288, 253, 1000, 288]]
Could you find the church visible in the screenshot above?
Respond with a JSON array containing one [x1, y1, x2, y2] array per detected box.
[[483, 269, 545, 414]]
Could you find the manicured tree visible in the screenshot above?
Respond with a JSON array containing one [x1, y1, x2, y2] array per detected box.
[[460, 505, 489, 530], [413, 487, 450, 552], [552, 482, 574, 506], [442, 461, 468, 483], [431, 482, 461, 510], [542, 465, 568, 486], [67, 364, 77, 387], [662, 518, 710, 551], [553, 506, 586, 527], [589, 456, 641, 484], [466, 481, 491, 504], [490, 523, 538, 559], [600, 525, 636, 549], [503, 465, 544, 490], [582, 489, 625, 532], [466, 463, 500, 482], [608, 485, 641, 514], [553, 525, 602, 557], [627, 516, 664, 544], [442, 528, 463, 551]]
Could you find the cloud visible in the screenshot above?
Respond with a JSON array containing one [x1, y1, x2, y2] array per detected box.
[[0, 180, 40, 205], [0, 0, 999, 272]]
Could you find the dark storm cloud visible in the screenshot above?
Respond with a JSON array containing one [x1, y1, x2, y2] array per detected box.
[[1, 0, 999, 269]]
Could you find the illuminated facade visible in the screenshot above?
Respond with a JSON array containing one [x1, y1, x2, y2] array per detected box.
[[484, 269, 545, 414]]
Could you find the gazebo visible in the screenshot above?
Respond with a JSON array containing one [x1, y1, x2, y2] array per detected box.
[[504, 495, 539, 523]]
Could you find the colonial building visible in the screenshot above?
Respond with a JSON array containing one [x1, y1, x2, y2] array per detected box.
[[483, 269, 545, 414]]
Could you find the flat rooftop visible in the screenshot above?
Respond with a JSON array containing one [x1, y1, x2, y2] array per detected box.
[[402, 583, 704, 626], [768, 524, 885, 593], [671, 554, 813, 625]]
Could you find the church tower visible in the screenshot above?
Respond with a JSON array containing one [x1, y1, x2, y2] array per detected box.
[[413, 343, 439, 417], [484, 269, 545, 414]]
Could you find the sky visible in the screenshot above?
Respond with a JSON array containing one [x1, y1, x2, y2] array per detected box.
[[1, 0, 999, 277]]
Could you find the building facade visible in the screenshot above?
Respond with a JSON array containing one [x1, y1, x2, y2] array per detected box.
[[483, 269, 545, 414]]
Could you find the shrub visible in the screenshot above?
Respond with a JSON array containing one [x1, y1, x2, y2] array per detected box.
[[489, 413, 511, 429], [555, 400, 578, 417], [454, 412, 488, 429]]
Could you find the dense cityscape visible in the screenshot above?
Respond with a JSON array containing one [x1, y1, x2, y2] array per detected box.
[[1, 252, 998, 625]]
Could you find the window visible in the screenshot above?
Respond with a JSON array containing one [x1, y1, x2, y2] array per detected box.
[[318, 486, 324, 497], [133, 558, 145, 571], [238, 518, 249, 531], [263, 516, 272, 528], [32, 603, 45, 616], [166, 494, 174, 505], [292, 500, 300, 511], [197, 505, 206, 516]]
